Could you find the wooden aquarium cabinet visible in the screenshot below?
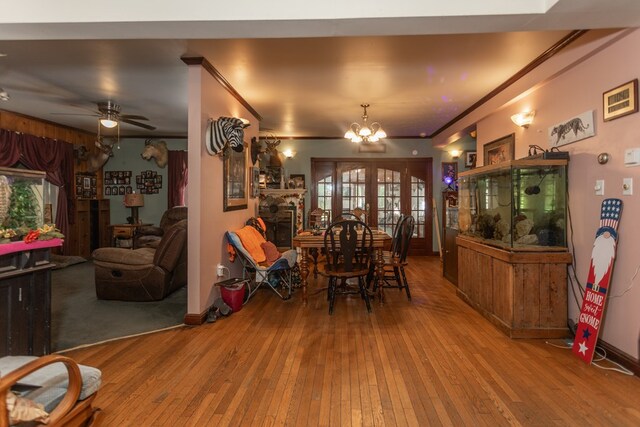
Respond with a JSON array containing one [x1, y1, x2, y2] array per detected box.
[[456, 236, 571, 338]]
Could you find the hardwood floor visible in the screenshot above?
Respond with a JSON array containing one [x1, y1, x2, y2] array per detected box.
[[64, 256, 640, 426]]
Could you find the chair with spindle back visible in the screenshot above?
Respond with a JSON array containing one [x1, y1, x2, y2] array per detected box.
[[320, 219, 374, 314]]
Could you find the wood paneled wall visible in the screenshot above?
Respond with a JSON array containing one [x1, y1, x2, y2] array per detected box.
[[0, 109, 95, 151]]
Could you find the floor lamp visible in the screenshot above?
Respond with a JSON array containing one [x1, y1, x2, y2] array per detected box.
[[124, 193, 144, 224]]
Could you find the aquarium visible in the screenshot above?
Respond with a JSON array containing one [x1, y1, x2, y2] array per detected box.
[[0, 166, 47, 231], [457, 159, 568, 251]]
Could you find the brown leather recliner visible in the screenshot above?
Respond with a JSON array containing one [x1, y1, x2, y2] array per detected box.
[[93, 219, 187, 301], [135, 206, 188, 249]]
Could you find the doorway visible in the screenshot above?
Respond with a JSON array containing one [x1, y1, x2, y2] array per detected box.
[[311, 158, 433, 255]]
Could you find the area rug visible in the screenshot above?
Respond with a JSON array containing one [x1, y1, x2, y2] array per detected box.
[[51, 261, 187, 351], [50, 254, 87, 270]]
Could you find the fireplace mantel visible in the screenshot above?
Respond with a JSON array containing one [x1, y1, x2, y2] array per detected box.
[[259, 189, 307, 198]]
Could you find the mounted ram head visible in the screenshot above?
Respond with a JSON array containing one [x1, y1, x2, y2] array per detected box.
[[141, 139, 168, 168]]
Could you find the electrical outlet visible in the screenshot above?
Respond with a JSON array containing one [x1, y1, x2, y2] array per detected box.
[[216, 264, 225, 277]]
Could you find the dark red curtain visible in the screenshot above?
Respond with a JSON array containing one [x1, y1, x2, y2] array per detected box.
[[0, 129, 21, 166], [168, 150, 188, 208], [0, 129, 74, 254]]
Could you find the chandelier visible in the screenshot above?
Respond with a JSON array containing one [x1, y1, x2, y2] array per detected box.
[[344, 103, 387, 143]]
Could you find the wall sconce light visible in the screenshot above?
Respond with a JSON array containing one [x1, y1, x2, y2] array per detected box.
[[511, 110, 536, 128], [449, 149, 461, 159], [283, 149, 296, 159]]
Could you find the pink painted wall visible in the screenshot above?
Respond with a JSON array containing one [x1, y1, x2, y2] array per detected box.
[[186, 64, 259, 317], [476, 29, 640, 359]]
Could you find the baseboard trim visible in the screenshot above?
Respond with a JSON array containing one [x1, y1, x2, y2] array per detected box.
[[184, 310, 207, 326], [597, 340, 640, 376]]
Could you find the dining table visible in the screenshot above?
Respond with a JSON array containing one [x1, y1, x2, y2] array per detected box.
[[292, 229, 392, 306]]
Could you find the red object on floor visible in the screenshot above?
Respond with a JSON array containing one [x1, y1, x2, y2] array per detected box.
[[221, 283, 245, 313]]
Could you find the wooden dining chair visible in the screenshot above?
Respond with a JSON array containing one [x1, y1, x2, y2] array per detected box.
[[308, 208, 331, 231], [320, 219, 374, 314], [370, 215, 415, 300], [307, 208, 331, 277]]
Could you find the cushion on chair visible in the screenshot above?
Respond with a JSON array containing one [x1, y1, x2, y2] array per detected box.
[[234, 225, 267, 263], [0, 356, 101, 413], [261, 241, 281, 264]]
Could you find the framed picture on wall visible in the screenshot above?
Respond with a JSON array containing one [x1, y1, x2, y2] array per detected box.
[[483, 133, 515, 166], [250, 166, 260, 198], [464, 151, 477, 168], [603, 79, 638, 121], [290, 174, 305, 189], [223, 146, 249, 211]]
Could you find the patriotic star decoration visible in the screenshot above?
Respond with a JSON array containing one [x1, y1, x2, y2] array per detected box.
[[578, 341, 589, 355], [582, 327, 592, 340]]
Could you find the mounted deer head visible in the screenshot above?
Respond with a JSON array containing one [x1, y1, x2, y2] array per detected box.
[[263, 134, 282, 167], [87, 138, 116, 173]]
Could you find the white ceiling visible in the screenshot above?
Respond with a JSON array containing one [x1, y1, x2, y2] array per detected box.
[[0, 1, 639, 140]]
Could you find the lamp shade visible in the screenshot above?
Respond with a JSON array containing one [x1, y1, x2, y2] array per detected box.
[[124, 193, 144, 207]]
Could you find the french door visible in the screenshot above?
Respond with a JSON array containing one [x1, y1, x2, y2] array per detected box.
[[311, 158, 433, 255]]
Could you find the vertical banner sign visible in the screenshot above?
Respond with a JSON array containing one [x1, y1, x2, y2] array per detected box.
[[572, 198, 623, 364]]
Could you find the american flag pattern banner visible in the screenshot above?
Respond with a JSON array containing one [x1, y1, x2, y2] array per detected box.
[[572, 198, 622, 364]]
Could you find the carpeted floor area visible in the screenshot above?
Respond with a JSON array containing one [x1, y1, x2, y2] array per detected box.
[[51, 254, 87, 270], [51, 261, 187, 351]]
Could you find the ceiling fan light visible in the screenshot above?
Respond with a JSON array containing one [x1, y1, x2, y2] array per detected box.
[[100, 118, 118, 128]]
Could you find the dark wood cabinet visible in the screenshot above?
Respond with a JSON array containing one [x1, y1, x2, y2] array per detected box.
[[0, 246, 55, 356], [69, 199, 110, 258]]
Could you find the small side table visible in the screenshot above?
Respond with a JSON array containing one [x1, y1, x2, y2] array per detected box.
[[110, 223, 152, 249]]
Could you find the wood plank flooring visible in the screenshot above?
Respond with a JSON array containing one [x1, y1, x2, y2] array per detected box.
[[64, 256, 640, 426]]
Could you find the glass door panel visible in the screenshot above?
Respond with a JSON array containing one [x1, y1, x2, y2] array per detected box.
[[377, 168, 402, 236]]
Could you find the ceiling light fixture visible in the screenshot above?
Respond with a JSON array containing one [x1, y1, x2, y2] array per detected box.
[[344, 103, 386, 143], [99, 112, 118, 128], [511, 110, 536, 128]]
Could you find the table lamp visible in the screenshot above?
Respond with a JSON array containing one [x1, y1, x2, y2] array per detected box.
[[124, 193, 144, 224]]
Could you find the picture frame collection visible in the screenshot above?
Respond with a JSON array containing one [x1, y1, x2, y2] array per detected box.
[[104, 170, 163, 196], [136, 170, 163, 194], [104, 170, 133, 196], [75, 173, 97, 199]]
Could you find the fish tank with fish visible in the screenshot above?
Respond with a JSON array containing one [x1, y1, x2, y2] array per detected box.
[[0, 166, 47, 233], [457, 159, 568, 251]]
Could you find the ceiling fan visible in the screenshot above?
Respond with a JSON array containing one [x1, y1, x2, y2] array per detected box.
[[52, 100, 156, 130]]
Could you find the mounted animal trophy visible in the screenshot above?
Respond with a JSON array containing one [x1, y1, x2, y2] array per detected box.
[[87, 139, 116, 172], [263, 134, 283, 167], [141, 139, 168, 168]]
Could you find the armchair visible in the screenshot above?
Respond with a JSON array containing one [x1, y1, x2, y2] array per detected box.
[[0, 354, 101, 427], [92, 219, 187, 301], [135, 206, 187, 249]]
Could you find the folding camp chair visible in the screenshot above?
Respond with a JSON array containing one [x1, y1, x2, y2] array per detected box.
[[226, 231, 296, 302]]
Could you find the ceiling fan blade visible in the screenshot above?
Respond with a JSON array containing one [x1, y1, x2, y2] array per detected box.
[[50, 112, 99, 116], [120, 114, 149, 121], [120, 118, 156, 130]]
